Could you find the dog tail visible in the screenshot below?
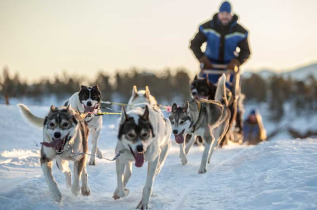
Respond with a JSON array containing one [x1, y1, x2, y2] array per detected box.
[[18, 104, 45, 128], [215, 74, 228, 106]]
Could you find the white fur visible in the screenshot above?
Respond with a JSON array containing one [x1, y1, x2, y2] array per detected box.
[[65, 92, 103, 165], [113, 102, 172, 209]]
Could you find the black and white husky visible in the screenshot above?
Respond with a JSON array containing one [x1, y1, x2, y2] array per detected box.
[[18, 104, 90, 202], [169, 74, 231, 173], [113, 86, 172, 209], [64, 85, 103, 165]]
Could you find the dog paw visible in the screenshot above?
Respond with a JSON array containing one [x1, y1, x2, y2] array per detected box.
[[71, 185, 80, 196], [51, 191, 62, 203], [96, 149, 103, 159], [112, 188, 129, 200], [136, 200, 149, 209], [181, 156, 187, 165], [81, 186, 91, 196], [198, 167, 207, 174], [88, 159, 96, 166]]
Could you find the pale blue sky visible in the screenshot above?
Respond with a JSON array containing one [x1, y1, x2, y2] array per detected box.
[[0, 0, 316, 81]]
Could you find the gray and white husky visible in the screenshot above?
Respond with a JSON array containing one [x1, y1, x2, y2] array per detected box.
[[64, 85, 103, 165], [18, 104, 90, 202], [169, 74, 231, 173], [113, 103, 172, 209]]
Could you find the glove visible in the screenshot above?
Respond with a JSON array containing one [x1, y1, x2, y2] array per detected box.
[[228, 58, 241, 71], [199, 55, 213, 70]]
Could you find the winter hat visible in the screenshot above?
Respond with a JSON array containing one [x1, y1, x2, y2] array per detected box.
[[219, 1, 231, 13]]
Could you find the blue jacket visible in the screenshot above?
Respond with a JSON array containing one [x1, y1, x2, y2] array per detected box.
[[190, 14, 250, 64]]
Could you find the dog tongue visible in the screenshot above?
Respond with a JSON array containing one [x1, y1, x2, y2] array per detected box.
[[135, 152, 145, 168], [174, 130, 185, 144], [41, 139, 63, 151]]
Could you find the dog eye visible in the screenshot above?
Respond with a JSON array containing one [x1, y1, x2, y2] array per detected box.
[[171, 121, 174, 125], [128, 133, 136, 138], [180, 121, 184, 125], [141, 133, 149, 138], [62, 122, 69, 127], [49, 122, 55, 127]]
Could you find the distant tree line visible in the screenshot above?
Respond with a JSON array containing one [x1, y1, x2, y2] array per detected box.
[[0, 66, 190, 105], [1, 66, 316, 121], [242, 74, 317, 121]]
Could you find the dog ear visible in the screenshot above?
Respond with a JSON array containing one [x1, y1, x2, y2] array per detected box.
[[183, 102, 189, 113], [132, 85, 138, 99], [66, 104, 71, 111], [120, 106, 128, 124], [142, 105, 150, 121], [194, 75, 198, 80], [92, 85, 100, 91], [145, 86, 150, 99], [172, 103, 178, 113], [50, 105, 56, 112], [80, 85, 87, 90], [209, 102, 224, 126]]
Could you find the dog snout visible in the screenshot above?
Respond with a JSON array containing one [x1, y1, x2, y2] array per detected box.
[[87, 101, 92, 107], [173, 130, 178, 135], [136, 144, 144, 152], [54, 132, 61, 139]]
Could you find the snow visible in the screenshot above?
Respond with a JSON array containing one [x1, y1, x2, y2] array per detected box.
[[0, 104, 316, 209]]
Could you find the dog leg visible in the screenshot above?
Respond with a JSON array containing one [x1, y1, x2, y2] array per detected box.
[[56, 158, 72, 188], [208, 136, 218, 164], [179, 141, 187, 165], [72, 157, 85, 196], [113, 159, 129, 200], [41, 159, 62, 202], [123, 162, 132, 187], [81, 166, 91, 196], [89, 128, 101, 165], [185, 134, 196, 155], [156, 141, 170, 174], [198, 137, 212, 174], [137, 157, 159, 209]]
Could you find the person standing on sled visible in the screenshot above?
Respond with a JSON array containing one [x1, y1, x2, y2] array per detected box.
[[189, 1, 251, 134]]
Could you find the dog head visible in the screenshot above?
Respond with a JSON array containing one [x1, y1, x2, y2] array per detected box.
[[191, 75, 216, 100], [128, 86, 157, 107], [168, 102, 192, 144], [43, 105, 81, 154], [118, 105, 155, 167], [78, 85, 101, 113]]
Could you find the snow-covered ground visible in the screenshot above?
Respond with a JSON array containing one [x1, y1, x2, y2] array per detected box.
[[0, 104, 316, 209]]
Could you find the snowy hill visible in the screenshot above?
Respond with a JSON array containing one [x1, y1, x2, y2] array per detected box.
[[0, 104, 316, 209], [243, 63, 317, 81]]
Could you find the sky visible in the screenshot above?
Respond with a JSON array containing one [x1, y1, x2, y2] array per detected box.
[[0, 0, 316, 81]]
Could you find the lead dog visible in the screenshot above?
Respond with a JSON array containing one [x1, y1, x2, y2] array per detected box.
[[64, 85, 103, 165], [169, 74, 230, 173], [18, 104, 90, 202], [113, 103, 172, 209]]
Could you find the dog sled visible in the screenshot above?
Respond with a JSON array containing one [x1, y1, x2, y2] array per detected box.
[[198, 64, 244, 145]]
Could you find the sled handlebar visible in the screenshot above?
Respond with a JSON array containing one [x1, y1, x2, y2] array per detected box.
[[200, 63, 239, 73]]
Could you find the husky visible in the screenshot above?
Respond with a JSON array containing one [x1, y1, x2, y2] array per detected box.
[[113, 104, 172, 209], [18, 104, 90, 202], [191, 75, 217, 100], [127, 85, 158, 111], [64, 85, 103, 165], [169, 74, 231, 173]]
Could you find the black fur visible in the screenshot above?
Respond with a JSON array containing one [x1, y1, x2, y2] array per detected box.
[[78, 85, 101, 103], [191, 76, 217, 100]]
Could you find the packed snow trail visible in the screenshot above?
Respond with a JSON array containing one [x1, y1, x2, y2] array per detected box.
[[0, 104, 316, 209]]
